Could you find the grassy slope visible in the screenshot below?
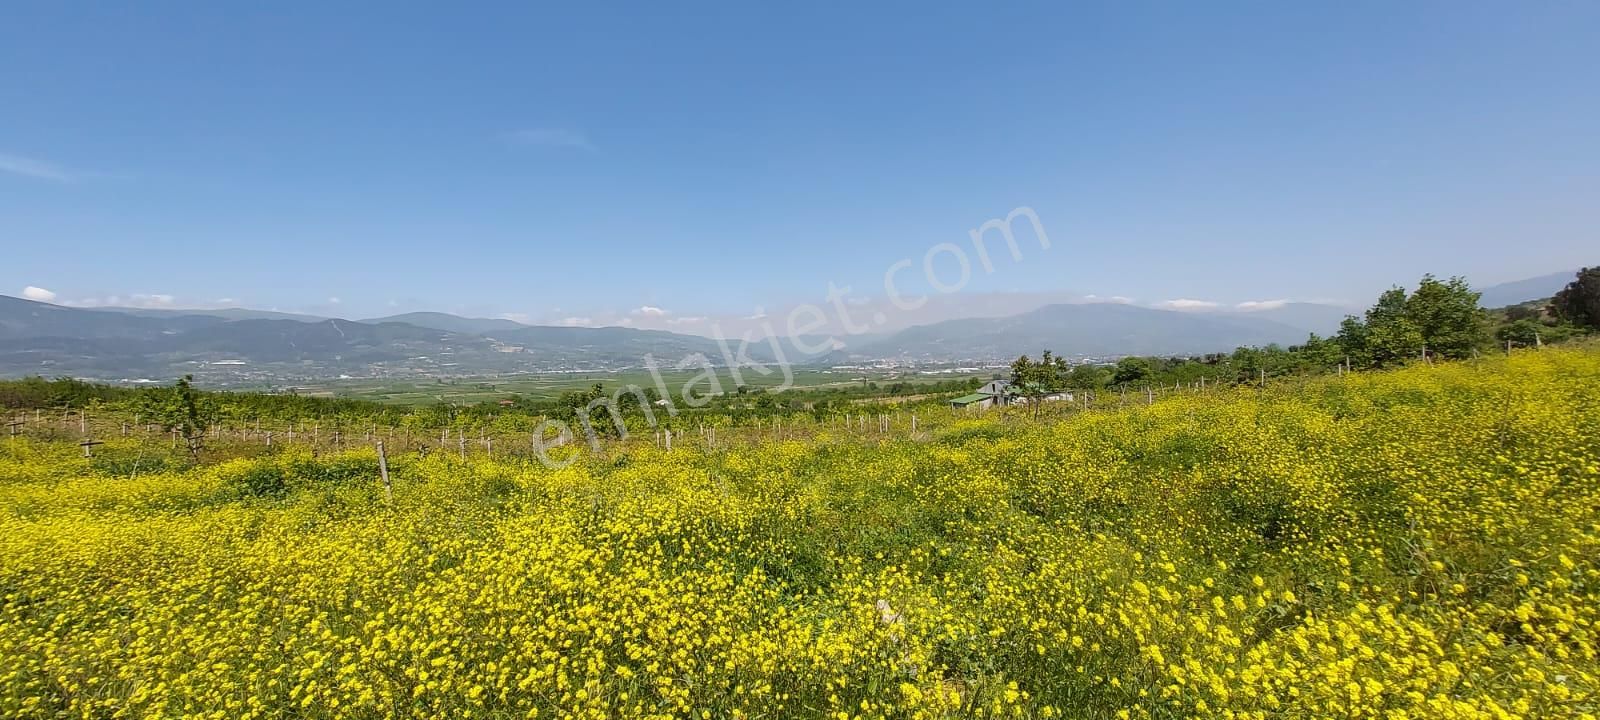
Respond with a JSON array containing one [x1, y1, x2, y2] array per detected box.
[[1, 349, 1597, 718]]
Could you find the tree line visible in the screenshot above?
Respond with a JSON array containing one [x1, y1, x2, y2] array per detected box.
[[1013, 269, 1598, 392]]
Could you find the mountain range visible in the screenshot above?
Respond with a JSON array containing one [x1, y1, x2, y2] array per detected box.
[[826, 302, 1340, 363], [0, 271, 1573, 384]]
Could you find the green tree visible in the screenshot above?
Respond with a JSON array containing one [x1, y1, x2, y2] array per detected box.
[[1503, 304, 1540, 322], [1010, 351, 1066, 419], [1495, 319, 1544, 348], [1333, 316, 1372, 368], [1064, 363, 1109, 390], [1550, 267, 1600, 330], [1111, 357, 1152, 385], [142, 375, 216, 459], [1405, 275, 1488, 359], [1364, 287, 1423, 366]]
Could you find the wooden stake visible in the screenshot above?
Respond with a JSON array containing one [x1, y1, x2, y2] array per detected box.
[[377, 441, 393, 505]]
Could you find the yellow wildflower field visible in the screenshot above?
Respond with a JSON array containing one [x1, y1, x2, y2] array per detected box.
[[2, 350, 1598, 719]]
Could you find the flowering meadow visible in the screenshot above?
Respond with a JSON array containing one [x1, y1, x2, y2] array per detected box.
[[2, 350, 1598, 719]]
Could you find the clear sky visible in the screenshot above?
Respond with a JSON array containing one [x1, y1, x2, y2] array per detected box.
[[3, 2, 1597, 329]]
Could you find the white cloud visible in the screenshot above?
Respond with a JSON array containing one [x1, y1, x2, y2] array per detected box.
[[616, 318, 634, 326], [136, 294, 176, 308], [1235, 299, 1289, 311], [745, 306, 768, 320], [327, 297, 342, 305], [22, 286, 57, 302], [632, 305, 668, 317], [0, 153, 75, 182], [506, 128, 594, 150], [499, 312, 533, 324], [559, 316, 592, 327], [1083, 294, 1133, 304], [667, 316, 707, 325], [1157, 299, 1221, 310], [64, 293, 181, 309], [216, 298, 237, 305]]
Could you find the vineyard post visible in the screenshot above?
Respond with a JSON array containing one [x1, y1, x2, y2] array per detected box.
[[377, 441, 393, 506]]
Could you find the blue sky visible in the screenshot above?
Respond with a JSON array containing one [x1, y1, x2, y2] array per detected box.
[[2, 2, 1597, 330]]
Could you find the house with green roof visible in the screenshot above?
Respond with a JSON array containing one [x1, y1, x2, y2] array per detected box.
[[949, 379, 1073, 410]]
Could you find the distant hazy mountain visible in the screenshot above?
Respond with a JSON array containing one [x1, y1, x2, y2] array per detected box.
[[0, 296, 789, 384], [359, 312, 529, 335], [1477, 271, 1577, 308], [1222, 303, 1353, 337], [828, 302, 1313, 362], [98, 306, 329, 323], [0, 295, 226, 340]]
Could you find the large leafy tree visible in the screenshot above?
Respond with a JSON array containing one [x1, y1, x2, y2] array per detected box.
[[1111, 356, 1153, 385], [1550, 267, 1600, 330], [1405, 275, 1488, 359], [1364, 287, 1424, 366], [1337, 276, 1488, 367], [1334, 316, 1372, 368]]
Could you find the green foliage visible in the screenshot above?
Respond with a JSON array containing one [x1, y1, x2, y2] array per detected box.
[[1335, 276, 1488, 367], [222, 462, 290, 498], [1550, 266, 1600, 330], [139, 376, 217, 458], [1111, 356, 1153, 385], [1010, 351, 1069, 417], [1405, 275, 1489, 359]]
